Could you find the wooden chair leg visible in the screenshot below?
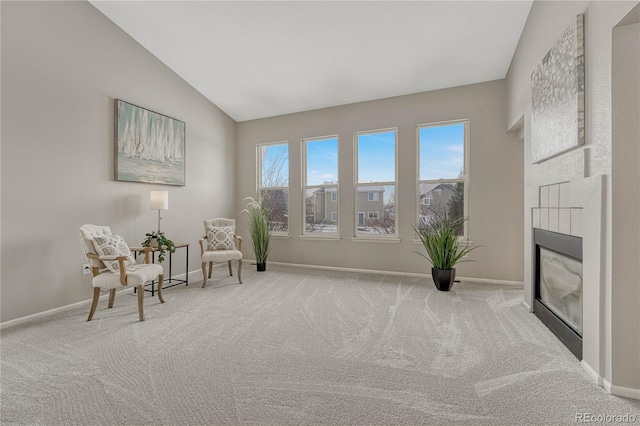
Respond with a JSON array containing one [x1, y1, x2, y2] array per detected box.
[[208, 262, 213, 278], [201, 263, 208, 288], [237, 259, 243, 284], [87, 287, 100, 321], [108, 289, 116, 308], [137, 285, 145, 321], [228, 261, 233, 276], [157, 274, 165, 304]]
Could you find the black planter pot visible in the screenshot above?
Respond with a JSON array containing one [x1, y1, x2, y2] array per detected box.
[[431, 268, 455, 291], [257, 263, 266, 272]]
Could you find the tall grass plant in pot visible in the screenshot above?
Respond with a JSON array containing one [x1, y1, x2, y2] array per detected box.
[[242, 197, 271, 271], [413, 211, 478, 291]]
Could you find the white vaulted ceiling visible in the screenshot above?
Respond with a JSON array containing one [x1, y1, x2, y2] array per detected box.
[[90, 1, 533, 122]]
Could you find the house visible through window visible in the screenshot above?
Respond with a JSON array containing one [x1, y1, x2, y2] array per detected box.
[[303, 136, 339, 235], [418, 120, 468, 236], [258, 142, 289, 234], [355, 129, 397, 237]]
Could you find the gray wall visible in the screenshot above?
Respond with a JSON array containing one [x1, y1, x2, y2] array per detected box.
[[237, 80, 524, 281], [612, 17, 640, 393], [1, 1, 237, 322], [506, 0, 640, 396]]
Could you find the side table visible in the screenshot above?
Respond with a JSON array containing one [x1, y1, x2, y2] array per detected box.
[[130, 243, 189, 296]]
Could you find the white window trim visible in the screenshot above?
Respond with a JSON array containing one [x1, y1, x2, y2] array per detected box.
[[257, 140, 290, 236], [299, 235, 342, 241], [302, 135, 339, 238], [331, 192, 337, 202], [353, 128, 399, 239], [416, 119, 469, 237], [332, 211, 338, 221]]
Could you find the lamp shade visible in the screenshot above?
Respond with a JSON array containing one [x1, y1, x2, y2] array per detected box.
[[150, 191, 168, 210]]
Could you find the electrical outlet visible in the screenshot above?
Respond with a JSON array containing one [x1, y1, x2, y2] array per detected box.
[[82, 264, 91, 275]]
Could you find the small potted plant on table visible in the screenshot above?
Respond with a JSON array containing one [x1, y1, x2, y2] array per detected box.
[[142, 231, 175, 263], [413, 211, 477, 291]]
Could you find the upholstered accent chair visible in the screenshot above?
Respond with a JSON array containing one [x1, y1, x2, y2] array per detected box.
[[78, 224, 164, 322], [200, 218, 243, 287]]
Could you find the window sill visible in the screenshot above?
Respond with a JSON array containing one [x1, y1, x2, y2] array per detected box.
[[412, 238, 473, 245], [298, 235, 342, 241], [271, 234, 291, 240], [351, 237, 401, 244]]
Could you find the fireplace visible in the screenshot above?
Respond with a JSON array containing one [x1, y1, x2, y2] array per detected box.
[[534, 228, 583, 359]]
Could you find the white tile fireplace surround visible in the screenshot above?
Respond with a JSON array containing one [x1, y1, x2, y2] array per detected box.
[[528, 177, 606, 390]]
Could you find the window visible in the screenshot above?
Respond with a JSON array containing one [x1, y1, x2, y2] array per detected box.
[[355, 129, 397, 237], [303, 136, 339, 235], [258, 142, 289, 233], [417, 120, 468, 236]]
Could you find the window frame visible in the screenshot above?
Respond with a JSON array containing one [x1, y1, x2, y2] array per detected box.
[[301, 135, 340, 238], [353, 128, 399, 240], [257, 140, 290, 236], [416, 119, 469, 237]]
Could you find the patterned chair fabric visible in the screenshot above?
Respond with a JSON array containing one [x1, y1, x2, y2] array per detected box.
[[78, 224, 165, 322], [200, 218, 243, 287]]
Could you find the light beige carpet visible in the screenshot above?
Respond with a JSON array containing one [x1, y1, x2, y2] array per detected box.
[[2, 265, 639, 425]]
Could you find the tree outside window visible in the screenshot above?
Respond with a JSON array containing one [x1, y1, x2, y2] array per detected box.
[[418, 120, 468, 235], [258, 142, 289, 233]]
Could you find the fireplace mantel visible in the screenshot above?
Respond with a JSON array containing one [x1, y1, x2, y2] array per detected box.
[[526, 176, 605, 388]]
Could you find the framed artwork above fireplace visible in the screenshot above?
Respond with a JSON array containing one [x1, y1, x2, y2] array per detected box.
[[530, 14, 585, 164]]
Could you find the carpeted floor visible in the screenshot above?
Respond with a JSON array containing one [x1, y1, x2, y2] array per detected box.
[[2, 265, 639, 425]]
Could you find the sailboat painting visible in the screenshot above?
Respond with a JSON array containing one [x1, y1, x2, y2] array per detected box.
[[115, 99, 186, 186]]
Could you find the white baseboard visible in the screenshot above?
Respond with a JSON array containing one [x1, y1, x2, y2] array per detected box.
[[0, 269, 205, 330], [267, 261, 524, 286], [459, 276, 524, 286], [170, 268, 208, 283], [582, 362, 640, 400], [522, 300, 532, 312], [610, 384, 640, 400], [581, 360, 603, 386], [0, 262, 523, 329], [0, 286, 136, 330]]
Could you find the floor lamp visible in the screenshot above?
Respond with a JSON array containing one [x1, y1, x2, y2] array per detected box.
[[150, 191, 168, 234]]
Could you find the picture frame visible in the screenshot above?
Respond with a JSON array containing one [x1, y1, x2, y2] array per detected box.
[[115, 99, 186, 186], [531, 14, 585, 164]]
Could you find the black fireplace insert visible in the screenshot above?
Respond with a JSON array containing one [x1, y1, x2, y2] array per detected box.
[[534, 228, 583, 359]]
